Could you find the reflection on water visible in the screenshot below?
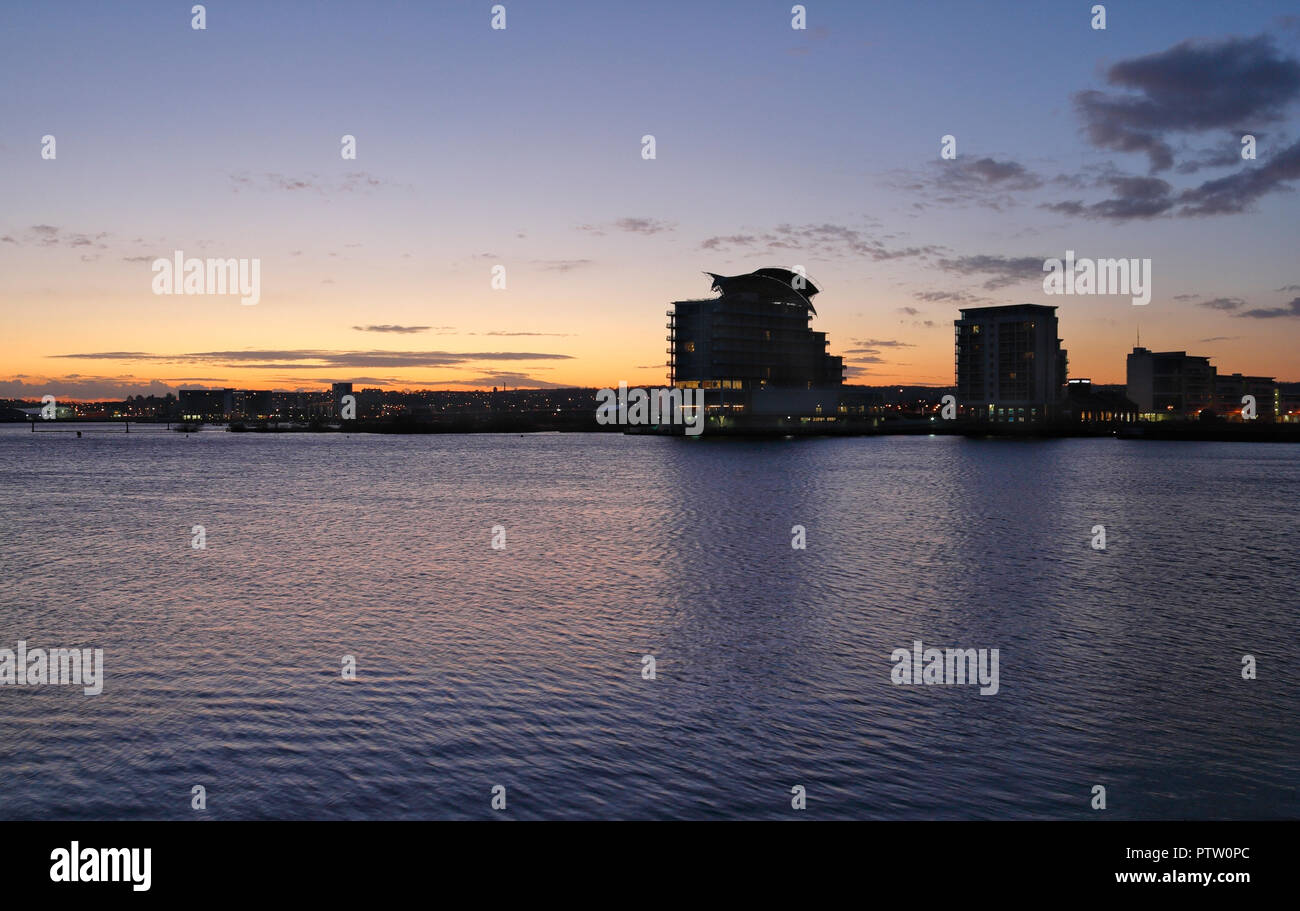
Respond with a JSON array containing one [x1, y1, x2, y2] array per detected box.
[[0, 427, 1296, 819]]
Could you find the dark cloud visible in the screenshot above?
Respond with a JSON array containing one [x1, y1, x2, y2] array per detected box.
[[1175, 143, 1254, 174], [1235, 297, 1300, 318], [417, 371, 572, 389], [936, 254, 1046, 290], [1046, 137, 1300, 219], [1047, 36, 1300, 220], [1044, 175, 1176, 220], [841, 338, 915, 365], [1197, 297, 1245, 311], [888, 155, 1048, 212], [1176, 137, 1300, 215], [852, 339, 914, 348], [1074, 35, 1300, 173], [913, 289, 982, 303], [0, 375, 179, 400], [352, 325, 435, 334]]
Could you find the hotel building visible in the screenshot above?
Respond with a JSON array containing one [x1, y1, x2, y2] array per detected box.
[[668, 269, 844, 425]]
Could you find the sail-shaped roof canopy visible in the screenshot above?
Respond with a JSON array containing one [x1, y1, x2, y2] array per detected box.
[[706, 268, 821, 314]]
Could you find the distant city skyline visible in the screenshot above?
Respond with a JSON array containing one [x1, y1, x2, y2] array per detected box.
[[3, 1, 1300, 399]]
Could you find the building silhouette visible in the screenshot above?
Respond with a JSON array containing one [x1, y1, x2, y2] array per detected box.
[[1127, 347, 1278, 420], [668, 269, 843, 424], [1061, 378, 1139, 425], [178, 388, 233, 420], [1214, 372, 1279, 421], [955, 304, 1066, 422], [331, 382, 353, 418]]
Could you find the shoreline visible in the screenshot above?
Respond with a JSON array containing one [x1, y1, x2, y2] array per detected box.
[[11, 417, 1300, 442]]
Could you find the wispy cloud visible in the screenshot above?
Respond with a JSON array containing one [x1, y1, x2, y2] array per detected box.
[[533, 259, 594, 272], [935, 254, 1046, 290], [352, 325, 454, 335], [1, 225, 110, 249], [700, 223, 938, 261], [229, 171, 387, 194], [1197, 297, 1246, 311], [578, 217, 674, 235], [51, 349, 574, 369], [1236, 297, 1300, 318]]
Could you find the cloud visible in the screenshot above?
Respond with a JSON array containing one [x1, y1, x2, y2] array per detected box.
[[896, 156, 1047, 211], [415, 371, 572, 389], [0, 375, 179, 400], [579, 217, 674, 235], [1175, 144, 1255, 175], [852, 339, 914, 348], [1048, 36, 1300, 220], [1073, 35, 1300, 173], [229, 171, 387, 195], [1235, 297, 1300, 318], [912, 289, 983, 303], [352, 325, 439, 334], [700, 223, 938, 261], [51, 349, 574, 369], [473, 331, 574, 337], [841, 338, 915, 365], [3, 225, 110, 249], [935, 254, 1046, 289], [1044, 175, 1176, 220], [700, 234, 758, 250], [1198, 297, 1246, 311], [1176, 137, 1300, 215], [533, 259, 594, 272]]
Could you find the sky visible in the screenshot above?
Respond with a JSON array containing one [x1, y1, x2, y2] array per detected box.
[[2, 0, 1299, 399]]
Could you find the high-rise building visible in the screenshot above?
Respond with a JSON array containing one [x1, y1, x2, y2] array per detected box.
[[668, 269, 843, 419], [954, 304, 1066, 422], [332, 382, 353, 418]]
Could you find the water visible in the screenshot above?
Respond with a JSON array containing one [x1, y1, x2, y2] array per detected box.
[[0, 425, 1296, 819]]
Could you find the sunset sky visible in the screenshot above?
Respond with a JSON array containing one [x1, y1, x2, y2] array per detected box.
[[2, 0, 1299, 399]]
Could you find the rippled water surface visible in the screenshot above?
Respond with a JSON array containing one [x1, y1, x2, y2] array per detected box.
[[1, 425, 1296, 819]]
